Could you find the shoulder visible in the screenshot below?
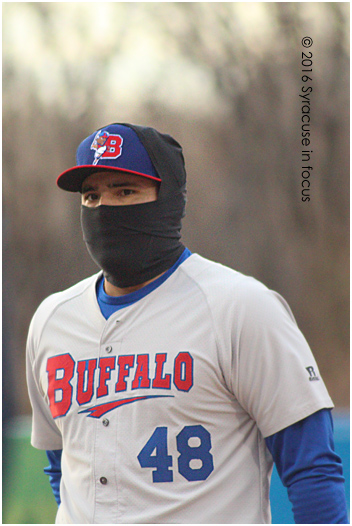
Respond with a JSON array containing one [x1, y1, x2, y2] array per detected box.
[[34, 272, 100, 317], [181, 253, 261, 288], [27, 273, 101, 347], [179, 253, 295, 323], [180, 253, 275, 302]]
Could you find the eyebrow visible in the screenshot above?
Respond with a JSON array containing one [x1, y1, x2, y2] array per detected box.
[[81, 181, 140, 193]]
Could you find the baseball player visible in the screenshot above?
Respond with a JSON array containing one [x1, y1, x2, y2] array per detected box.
[[26, 123, 348, 524]]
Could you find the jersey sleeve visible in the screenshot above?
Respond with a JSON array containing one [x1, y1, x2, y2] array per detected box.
[[26, 317, 63, 450], [231, 280, 334, 437]]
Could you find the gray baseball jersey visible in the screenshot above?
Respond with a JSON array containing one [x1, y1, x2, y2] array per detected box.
[[26, 253, 333, 523]]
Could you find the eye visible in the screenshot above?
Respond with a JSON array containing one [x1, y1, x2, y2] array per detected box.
[[84, 192, 99, 202], [121, 188, 135, 196]]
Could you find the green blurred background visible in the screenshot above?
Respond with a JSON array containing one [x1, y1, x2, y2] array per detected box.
[[3, 2, 349, 523], [3, 418, 57, 524]]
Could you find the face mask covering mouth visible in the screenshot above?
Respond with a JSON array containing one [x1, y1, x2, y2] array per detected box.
[[80, 194, 185, 288]]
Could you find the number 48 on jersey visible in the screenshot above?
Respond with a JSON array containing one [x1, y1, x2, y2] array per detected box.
[[138, 425, 214, 482]]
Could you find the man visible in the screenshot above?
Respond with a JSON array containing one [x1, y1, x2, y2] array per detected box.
[[26, 123, 348, 524]]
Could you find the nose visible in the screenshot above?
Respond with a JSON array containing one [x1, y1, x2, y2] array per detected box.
[[99, 192, 116, 206]]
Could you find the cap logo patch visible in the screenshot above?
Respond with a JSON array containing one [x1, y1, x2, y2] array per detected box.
[[90, 130, 123, 165]]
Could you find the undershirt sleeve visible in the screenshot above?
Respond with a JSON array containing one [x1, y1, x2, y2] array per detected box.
[[44, 449, 62, 506], [265, 409, 349, 524]]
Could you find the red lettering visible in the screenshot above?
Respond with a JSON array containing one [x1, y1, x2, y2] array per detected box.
[[152, 354, 171, 389], [97, 357, 116, 398], [47, 351, 194, 418], [174, 352, 193, 392], [76, 359, 97, 405], [102, 135, 123, 159], [46, 354, 75, 418], [132, 354, 150, 390], [115, 355, 134, 392]]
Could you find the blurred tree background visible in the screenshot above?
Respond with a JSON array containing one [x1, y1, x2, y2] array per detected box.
[[2, 2, 350, 523], [3, 2, 349, 423]]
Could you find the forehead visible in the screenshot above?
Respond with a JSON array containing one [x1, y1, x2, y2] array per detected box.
[[81, 171, 158, 191]]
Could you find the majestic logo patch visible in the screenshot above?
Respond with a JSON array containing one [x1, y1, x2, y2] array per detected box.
[[90, 130, 123, 165], [306, 366, 320, 381]]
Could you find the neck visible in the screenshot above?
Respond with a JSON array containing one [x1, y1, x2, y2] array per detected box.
[[103, 272, 166, 297]]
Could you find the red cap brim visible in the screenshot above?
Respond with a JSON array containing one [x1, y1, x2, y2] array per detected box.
[[57, 165, 162, 192]]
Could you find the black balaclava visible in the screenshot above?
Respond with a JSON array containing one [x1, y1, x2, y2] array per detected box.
[[56, 123, 187, 288]]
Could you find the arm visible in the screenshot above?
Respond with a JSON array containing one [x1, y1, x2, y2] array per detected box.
[[44, 449, 62, 506], [265, 409, 348, 524]]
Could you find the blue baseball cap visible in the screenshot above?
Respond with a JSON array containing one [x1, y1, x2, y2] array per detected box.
[[57, 123, 162, 192]]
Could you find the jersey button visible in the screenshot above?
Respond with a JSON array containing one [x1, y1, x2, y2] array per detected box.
[[102, 418, 109, 427], [100, 477, 108, 485], [105, 346, 112, 353]]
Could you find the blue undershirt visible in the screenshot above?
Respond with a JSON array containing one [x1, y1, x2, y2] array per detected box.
[[44, 248, 348, 522], [266, 409, 348, 523]]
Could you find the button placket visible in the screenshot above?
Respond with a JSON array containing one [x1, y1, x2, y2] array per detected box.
[[93, 411, 119, 522], [101, 317, 123, 357], [94, 321, 124, 523]]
